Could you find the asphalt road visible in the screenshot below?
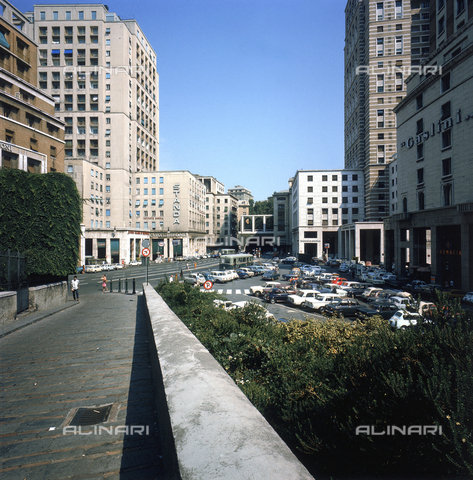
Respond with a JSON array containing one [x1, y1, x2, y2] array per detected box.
[[70, 259, 369, 322]]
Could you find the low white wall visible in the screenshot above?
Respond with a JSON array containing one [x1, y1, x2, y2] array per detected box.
[[29, 281, 68, 312], [0, 291, 17, 326], [143, 283, 314, 480]]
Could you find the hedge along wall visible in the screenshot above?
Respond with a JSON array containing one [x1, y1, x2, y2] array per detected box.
[[0, 169, 82, 277]]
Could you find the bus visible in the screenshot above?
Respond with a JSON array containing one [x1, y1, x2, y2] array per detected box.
[[220, 254, 254, 271]]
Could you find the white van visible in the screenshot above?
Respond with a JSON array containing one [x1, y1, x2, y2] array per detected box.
[[210, 271, 232, 283]]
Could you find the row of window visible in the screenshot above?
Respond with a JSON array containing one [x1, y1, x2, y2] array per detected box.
[[305, 185, 359, 193], [305, 197, 360, 204], [306, 174, 359, 182], [38, 10, 97, 21]]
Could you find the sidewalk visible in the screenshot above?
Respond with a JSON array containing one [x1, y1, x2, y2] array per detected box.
[[0, 291, 165, 479]]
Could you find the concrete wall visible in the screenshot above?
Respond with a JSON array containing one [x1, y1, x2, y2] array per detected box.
[[28, 281, 68, 312], [0, 291, 17, 326], [142, 283, 315, 480]]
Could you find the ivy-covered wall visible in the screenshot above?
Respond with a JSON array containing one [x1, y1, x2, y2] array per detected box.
[[0, 169, 82, 277]]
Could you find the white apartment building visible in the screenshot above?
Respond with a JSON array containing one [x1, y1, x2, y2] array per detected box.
[[290, 169, 365, 260], [30, 4, 159, 264]]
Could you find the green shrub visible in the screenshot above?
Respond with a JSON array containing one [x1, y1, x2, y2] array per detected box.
[[157, 281, 473, 477], [0, 169, 82, 277]]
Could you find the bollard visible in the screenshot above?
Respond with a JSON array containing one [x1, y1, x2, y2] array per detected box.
[[109, 279, 113, 292], [125, 278, 128, 294], [118, 278, 121, 293], [132, 278, 136, 294]]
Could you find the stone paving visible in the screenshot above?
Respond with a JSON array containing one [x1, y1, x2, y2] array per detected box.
[[0, 292, 165, 479]]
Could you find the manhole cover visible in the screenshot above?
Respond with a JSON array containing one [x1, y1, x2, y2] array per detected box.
[[69, 404, 112, 426]]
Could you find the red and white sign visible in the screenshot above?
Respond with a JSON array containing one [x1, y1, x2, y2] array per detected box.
[[141, 248, 150, 257], [203, 280, 213, 290]]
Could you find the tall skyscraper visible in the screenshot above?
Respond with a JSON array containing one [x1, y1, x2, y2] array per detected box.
[[30, 4, 159, 264], [344, 0, 430, 221]]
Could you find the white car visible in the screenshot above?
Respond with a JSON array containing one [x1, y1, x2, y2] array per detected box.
[[226, 270, 240, 280], [210, 271, 232, 283], [230, 301, 276, 321], [114, 263, 124, 270], [302, 293, 343, 311], [250, 281, 281, 297], [129, 260, 141, 266], [288, 289, 320, 306], [239, 267, 254, 277], [462, 292, 473, 303], [85, 264, 102, 273], [389, 310, 421, 329]]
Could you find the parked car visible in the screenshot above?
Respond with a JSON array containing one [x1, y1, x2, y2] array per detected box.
[[85, 265, 102, 273], [389, 295, 416, 311], [236, 269, 250, 279], [239, 267, 254, 277], [114, 263, 124, 270], [213, 299, 234, 310], [200, 271, 216, 282], [463, 292, 473, 303], [183, 273, 205, 285], [302, 293, 343, 311], [355, 301, 399, 320], [282, 272, 300, 281], [262, 271, 280, 281], [264, 288, 292, 304], [361, 287, 384, 301], [129, 260, 141, 266], [282, 256, 297, 264], [230, 301, 276, 321], [250, 281, 281, 297], [321, 298, 362, 317], [389, 310, 422, 329], [287, 289, 320, 307], [210, 271, 232, 283]]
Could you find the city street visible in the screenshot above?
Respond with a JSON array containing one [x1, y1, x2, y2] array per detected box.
[[72, 259, 351, 323]]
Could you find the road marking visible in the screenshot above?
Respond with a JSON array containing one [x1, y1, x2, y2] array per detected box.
[[200, 288, 253, 295]]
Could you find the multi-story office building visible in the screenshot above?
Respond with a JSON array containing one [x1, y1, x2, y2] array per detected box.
[[290, 169, 365, 260], [197, 175, 225, 252], [0, 0, 64, 173], [133, 170, 207, 259], [384, 6, 473, 290], [228, 184, 253, 227], [344, 0, 432, 264], [30, 4, 158, 264], [344, 1, 430, 218], [272, 190, 292, 255]]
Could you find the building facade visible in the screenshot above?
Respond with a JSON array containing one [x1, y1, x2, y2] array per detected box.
[[290, 169, 365, 260], [30, 4, 158, 265], [385, 6, 473, 290], [344, 0, 431, 219], [1, 0, 64, 174]]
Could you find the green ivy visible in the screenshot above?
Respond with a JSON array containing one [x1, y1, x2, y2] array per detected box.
[[0, 169, 82, 277]]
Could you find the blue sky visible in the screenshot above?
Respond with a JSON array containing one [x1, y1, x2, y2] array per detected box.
[[14, 0, 347, 200]]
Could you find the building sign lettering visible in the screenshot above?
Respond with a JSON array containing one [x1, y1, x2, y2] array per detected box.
[[401, 109, 470, 149], [173, 184, 180, 225]]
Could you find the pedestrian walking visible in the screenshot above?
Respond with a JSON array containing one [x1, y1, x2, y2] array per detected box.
[[101, 274, 108, 292], [71, 275, 80, 301]]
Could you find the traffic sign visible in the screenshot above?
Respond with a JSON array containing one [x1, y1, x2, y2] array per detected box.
[[203, 280, 213, 290], [142, 248, 150, 257], [142, 239, 150, 248]]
